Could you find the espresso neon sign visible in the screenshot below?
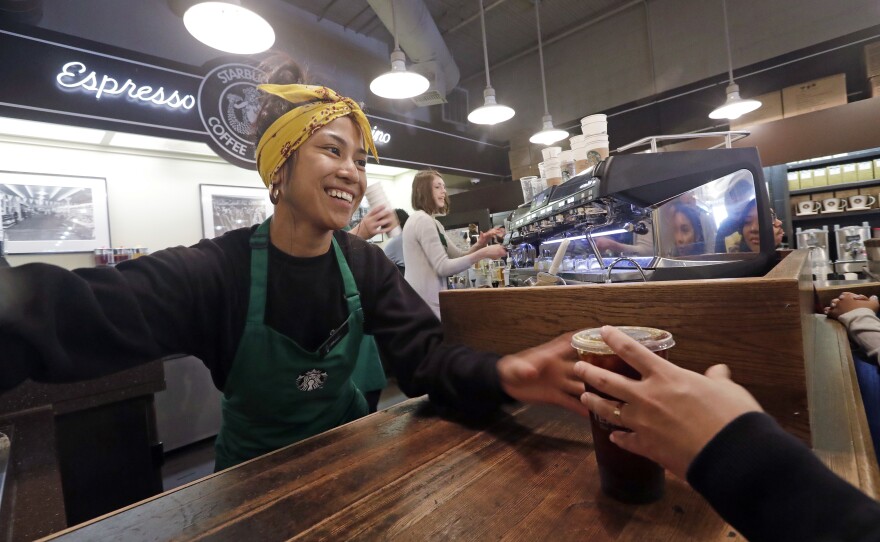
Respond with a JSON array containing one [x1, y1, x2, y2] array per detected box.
[[56, 61, 196, 110]]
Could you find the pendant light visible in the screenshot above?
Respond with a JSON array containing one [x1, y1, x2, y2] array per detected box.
[[528, 0, 567, 145], [467, 0, 515, 125], [708, 0, 761, 120], [370, 0, 430, 99], [183, 1, 275, 54]]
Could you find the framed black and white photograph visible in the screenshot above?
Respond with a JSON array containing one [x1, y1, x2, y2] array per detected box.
[[0, 171, 110, 254], [200, 184, 273, 239]]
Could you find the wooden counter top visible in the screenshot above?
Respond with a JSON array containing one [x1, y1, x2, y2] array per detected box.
[[45, 399, 738, 541]]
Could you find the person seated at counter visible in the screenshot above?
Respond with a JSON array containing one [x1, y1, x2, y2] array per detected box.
[[720, 199, 784, 253], [825, 291, 880, 463], [574, 326, 880, 542], [0, 55, 590, 471], [669, 202, 706, 257]]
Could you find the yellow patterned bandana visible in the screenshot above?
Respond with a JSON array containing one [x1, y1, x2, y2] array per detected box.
[[255, 84, 379, 188]]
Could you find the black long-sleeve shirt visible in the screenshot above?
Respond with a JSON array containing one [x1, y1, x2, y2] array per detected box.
[[688, 412, 880, 541], [0, 227, 507, 415]]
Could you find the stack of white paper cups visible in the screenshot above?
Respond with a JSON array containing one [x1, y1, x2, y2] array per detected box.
[[364, 182, 401, 237], [570, 135, 588, 174], [581, 114, 609, 168]]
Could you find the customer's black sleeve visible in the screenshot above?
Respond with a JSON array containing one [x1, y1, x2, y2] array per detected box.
[[687, 412, 880, 542]]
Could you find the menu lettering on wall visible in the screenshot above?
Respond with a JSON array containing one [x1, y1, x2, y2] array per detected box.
[[371, 125, 391, 145], [55, 61, 196, 110]]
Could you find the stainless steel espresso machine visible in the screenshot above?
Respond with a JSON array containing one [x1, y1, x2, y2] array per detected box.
[[505, 147, 776, 284]]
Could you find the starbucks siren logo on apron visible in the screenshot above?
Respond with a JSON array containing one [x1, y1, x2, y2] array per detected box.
[[297, 369, 328, 391]]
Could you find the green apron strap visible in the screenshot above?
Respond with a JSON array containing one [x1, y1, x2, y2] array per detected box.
[[246, 218, 272, 324], [331, 236, 362, 320], [435, 223, 448, 248]]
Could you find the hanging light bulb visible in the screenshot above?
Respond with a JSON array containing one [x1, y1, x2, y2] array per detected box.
[[708, 0, 761, 120], [467, 0, 514, 125], [370, 0, 430, 99], [183, 1, 275, 55], [528, 1, 567, 145]]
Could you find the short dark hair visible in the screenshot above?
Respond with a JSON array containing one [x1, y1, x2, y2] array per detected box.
[[251, 53, 310, 146], [411, 169, 448, 214], [395, 209, 409, 227]]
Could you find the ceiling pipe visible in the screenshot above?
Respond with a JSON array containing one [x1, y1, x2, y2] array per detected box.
[[366, 0, 460, 98]]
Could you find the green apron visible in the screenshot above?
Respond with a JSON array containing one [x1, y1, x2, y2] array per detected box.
[[214, 219, 371, 470]]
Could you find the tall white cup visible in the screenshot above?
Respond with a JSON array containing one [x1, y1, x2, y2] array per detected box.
[[364, 182, 401, 237]]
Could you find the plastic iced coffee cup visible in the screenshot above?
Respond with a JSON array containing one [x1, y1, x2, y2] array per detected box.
[[571, 326, 675, 504]]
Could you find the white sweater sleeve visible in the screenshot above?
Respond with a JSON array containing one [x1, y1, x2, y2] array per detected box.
[[412, 213, 476, 277], [837, 308, 880, 361]]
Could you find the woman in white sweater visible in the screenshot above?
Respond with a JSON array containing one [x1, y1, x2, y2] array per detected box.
[[403, 170, 506, 319]]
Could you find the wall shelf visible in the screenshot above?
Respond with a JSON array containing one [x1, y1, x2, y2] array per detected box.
[[786, 147, 880, 172], [792, 207, 880, 223], [791, 178, 880, 196]]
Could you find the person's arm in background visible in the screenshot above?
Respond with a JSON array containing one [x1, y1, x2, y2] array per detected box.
[[350, 205, 396, 240], [573, 326, 880, 542], [412, 213, 504, 277], [825, 292, 880, 362]]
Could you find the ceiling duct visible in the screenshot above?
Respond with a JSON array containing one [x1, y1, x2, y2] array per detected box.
[[0, 0, 43, 23], [366, 0, 460, 107]]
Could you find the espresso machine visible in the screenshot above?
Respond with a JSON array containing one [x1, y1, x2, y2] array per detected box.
[[505, 147, 776, 284], [833, 222, 871, 277], [795, 226, 831, 279]]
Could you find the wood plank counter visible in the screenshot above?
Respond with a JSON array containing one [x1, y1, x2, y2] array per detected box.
[[45, 399, 739, 541], [39, 250, 880, 539]]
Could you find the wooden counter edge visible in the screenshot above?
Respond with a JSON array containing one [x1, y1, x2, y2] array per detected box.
[[810, 315, 880, 499]]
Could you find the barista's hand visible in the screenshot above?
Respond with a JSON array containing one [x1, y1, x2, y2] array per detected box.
[[480, 244, 507, 260], [497, 332, 591, 418], [573, 326, 762, 479], [824, 292, 880, 319], [475, 227, 504, 248], [351, 205, 395, 239]]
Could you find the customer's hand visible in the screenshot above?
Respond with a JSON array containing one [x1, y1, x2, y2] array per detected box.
[[351, 205, 395, 239], [824, 292, 880, 319], [573, 326, 762, 478], [497, 332, 591, 418]]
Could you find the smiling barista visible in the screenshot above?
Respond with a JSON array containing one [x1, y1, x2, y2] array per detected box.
[[0, 55, 589, 471]]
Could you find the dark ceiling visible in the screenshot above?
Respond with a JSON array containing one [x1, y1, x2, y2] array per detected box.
[[282, 0, 631, 86]]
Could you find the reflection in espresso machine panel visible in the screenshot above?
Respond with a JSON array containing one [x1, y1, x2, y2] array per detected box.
[[506, 147, 777, 284]]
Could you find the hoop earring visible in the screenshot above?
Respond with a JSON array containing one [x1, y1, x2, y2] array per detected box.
[[269, 184, 281, 205]]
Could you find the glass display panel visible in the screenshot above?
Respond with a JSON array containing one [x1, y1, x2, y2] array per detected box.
[[654, 169, 760, 259]]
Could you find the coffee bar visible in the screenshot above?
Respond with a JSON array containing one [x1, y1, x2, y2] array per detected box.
[[3, 3, 880, 541]]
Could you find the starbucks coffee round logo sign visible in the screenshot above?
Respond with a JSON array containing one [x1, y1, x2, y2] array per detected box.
[[198, 62, 267, 169]]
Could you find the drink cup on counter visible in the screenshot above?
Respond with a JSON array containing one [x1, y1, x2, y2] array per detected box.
[[540, 146, 562, 161], [572, 146, 590, 174], [581, 114, 607, 136], [571, 326, 675, 504], [558, 150, 576, 181], [544, 157, 563, 186], [520, 176, 537, 201], [364, 182, 401, 237], [584, 134, 610, 168]]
